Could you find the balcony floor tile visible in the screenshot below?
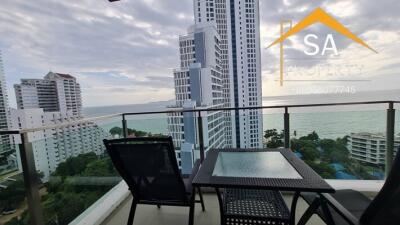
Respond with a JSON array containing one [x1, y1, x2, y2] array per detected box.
[[101, 193, 325, 225]]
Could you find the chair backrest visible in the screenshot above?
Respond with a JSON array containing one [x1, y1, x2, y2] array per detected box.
[[360, 147, 400, 225], [103, 137, 189, 204]]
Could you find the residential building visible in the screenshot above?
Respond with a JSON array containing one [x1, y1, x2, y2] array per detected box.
[[194, 0, 263, 148], [14, 72, 82, 116], [347, 132, 400, 165], [10, 108, 109, 180], [0, 50, 15, 173], [167, 23, 226, 174]]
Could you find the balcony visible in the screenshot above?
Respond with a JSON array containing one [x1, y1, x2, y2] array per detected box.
[[69, 180, 382, 225], [0, 100, 398, 225]]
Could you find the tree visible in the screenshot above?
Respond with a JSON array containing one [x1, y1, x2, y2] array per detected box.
[[109, 127, 149, 137], [109, 127, 123, 136], [299, 131, 319, 142], [53, 153, 98, 177], [300, 146, 320, 162], [264, 129, 284, 148], [40, 152, 120, 225], [307, 161, 336, 179], [0, 177, 25, 211]]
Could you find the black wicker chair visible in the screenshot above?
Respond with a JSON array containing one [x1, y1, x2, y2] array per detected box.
[[103, 137, 205, 225], [299, 148, 400, 225]]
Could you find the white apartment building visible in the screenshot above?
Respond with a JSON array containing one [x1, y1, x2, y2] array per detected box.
[[167, 23, 226, 174], [14, 72, 82, 116], [10, 108, 109, 180], [194, 0, 263, 148], [348, 132, 400, 166], [0, 50, 15, 172]]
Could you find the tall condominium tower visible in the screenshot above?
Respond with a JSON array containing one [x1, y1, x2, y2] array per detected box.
[[0, 51, 14, 167], [194, 0, 263, 148], [167, 23, 226, 174], [14, 72, 82, 116]]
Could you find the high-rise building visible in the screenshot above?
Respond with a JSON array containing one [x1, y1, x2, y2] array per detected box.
[[12, 72, 106, 180], [167, 23, 226, 174], [0, 50, 15, 173], [168, 0, 263, 172], [15, 72, 82, 116], [194, 0, 263, 148], [10, 108, 109, 180]]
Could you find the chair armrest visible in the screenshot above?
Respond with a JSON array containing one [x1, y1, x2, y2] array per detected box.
[[321, 193, 359, 225]]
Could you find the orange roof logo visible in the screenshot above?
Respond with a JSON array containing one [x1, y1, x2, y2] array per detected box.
[[267, 7, 377, 53]]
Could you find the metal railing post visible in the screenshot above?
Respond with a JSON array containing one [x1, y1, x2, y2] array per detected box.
[[284, 107, 290, 148], [197, 111, 205, 162], [19, 133, 44, 225], [122, 114, 128, 138], [386, 102, 395, 177]]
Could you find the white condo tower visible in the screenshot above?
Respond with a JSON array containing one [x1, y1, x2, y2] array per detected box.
[[194, 0, 263, 148]]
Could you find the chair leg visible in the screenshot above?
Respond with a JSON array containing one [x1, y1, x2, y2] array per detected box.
[[188, 188, 196, 225], [197, 187, 205, 212], [289, 191, 300, 225], [298, 197, 321, 225], [320, 196, 335, 225], [127, 200, 137, 225]]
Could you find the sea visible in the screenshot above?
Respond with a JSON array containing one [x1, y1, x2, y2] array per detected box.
[[83, 90, 400, 140]]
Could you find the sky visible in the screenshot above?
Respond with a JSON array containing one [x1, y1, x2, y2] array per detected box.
[[0, 0, 399, 107]]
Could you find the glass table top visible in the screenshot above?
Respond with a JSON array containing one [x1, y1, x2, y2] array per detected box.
[[212, 151, 303, 179]]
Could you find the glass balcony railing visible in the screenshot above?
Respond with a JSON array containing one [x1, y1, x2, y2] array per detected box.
[[0, 100, 398, 225]]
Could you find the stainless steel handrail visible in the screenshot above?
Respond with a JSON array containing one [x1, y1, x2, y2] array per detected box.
[[0, 113, 122, 134]]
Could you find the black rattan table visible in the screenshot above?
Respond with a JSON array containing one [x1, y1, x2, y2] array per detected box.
[[192, 148, 335, 225]]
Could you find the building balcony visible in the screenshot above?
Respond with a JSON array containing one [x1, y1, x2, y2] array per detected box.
[[0, 100, 398, 225], [71, 180, 383, 225]]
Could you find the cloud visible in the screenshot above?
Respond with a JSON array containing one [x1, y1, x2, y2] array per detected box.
[[260, 0, 400, 95], [1, 0, 399, 107]]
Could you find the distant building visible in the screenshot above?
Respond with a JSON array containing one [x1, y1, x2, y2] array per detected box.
[[12, 72, 106, 180], [347, 132, 400, 165], [14, 72, 82, 116], [0, 50, 15, 173], [10, 108, 109, 180]]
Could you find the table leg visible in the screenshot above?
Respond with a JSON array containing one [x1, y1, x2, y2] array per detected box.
[[215, 188, 226, 225], [290, 191, 300, 225]]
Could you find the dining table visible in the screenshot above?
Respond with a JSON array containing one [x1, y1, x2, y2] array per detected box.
[[192, 148, 336, 225]]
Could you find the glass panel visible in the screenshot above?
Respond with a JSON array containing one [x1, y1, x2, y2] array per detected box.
[[212, 151, 302, 179], [0, 142, 25, 225], [260, 104, 396, 180], [126, 113, 198, 176], [395, 104, 400, 159], [263, 112, 284, 148], [288, 107, 388, 180], [3, 117, 123, 225], [41, 118, 122, 225]]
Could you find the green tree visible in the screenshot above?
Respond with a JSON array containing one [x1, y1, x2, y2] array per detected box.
[[109, 127, 123, 136], [109, 126, 150, 137], [300, 131, 319, 142], [54, 153, 98, 177], [264, 129, 284, 148], [307, 161, 336, 179], [0, 177, 25, 211]]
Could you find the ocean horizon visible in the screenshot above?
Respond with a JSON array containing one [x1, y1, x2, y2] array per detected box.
[[83, 90, 400, 140]]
